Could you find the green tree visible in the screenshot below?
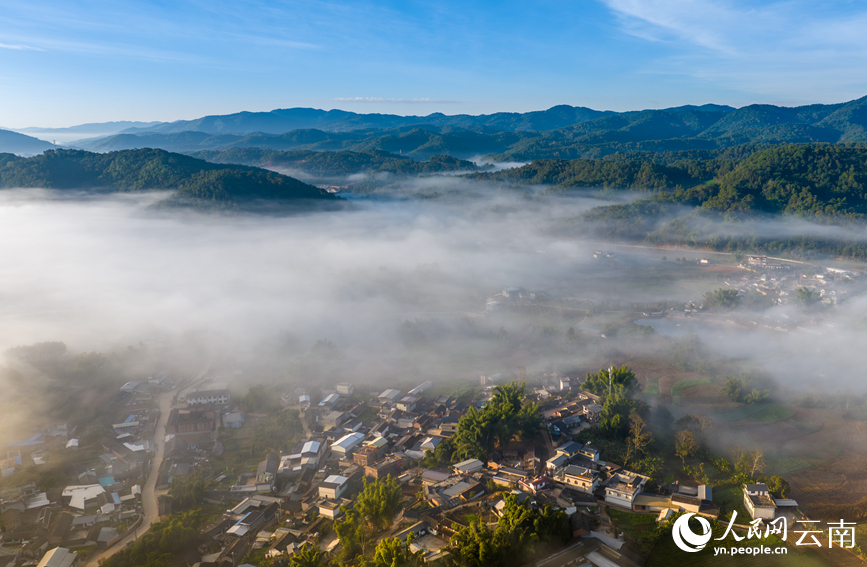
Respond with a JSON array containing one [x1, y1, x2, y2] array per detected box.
[[675, 430, 698, 465], [624, 414, 653, 464], [582, 365, 637, 396], [335, 508, 366, 561], [356, 476, 402, 531], [702, 288, 741, 310], [364, 536, 423, 567], [290, 544, 323, 567], [168, 473, 204, 510], [796, 287, 821, 307]]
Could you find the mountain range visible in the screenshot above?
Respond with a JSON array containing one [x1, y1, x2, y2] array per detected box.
[[41, 96, 866, 161], [5, 97, 867, 164]]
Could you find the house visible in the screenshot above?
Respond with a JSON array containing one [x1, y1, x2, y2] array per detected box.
[[427, 479, 485, 508], [604, 471, 648, 509], [560, 465, 598, 495], [668, 484, 713, 513], [322, 411, 348, 430], [577, 445, 599, 462], [453, 459, 484, 475], [743, 483, 776, 520], [331, 432, 365, 459], [166, 407, 218, 435], [408, 381, 433, 396], [319, 393, 340, 408], [396, 396, 419, 413], [318, 499, 343, 519], [226, 503, 279, 537], [336, 383, 355, 395], [61, 485, 106, 512], [546, 454, 568, 473], [319, 475, 349, 500], [222, 412, 245, 429], [421, 470, 451, 486], [299, 395, 311, 410], [555, 441, 583, 459], [406, 436, 441, 460], [184, 389, 230, 407], [378, 389, 402, 406], [519, 477, 550, 494], [36, 547, 78, 567], [365, 457, 403, 480], [439, 415, 460, 436]]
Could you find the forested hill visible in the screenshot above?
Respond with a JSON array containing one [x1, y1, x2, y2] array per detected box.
[[0, 149, 337, 210], [474, 144, 867, 217], [186, 148, 478, 176], [550, 144, 867, 259]]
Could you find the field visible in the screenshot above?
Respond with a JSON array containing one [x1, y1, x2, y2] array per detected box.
[[671, 378, 711, 406]]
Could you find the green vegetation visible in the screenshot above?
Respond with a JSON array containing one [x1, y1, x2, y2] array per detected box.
[[290, 544, 324, 567], [240, 384, 284, 414], [442, 382, 541, 461], [188, 148, 478, 176], [0, 148, 336, 209], [168, 473, 204, 510], [703, 288, 741, 310], [797, 287, 822, 307], [750, 404, 795, 423], [355, 476, 402, 530], [671, 379, 711, 406], [101, 510, 207, 567], [722, 371, 774, 404], [447, 493, 570, 567], [582, 365, 637, 396]]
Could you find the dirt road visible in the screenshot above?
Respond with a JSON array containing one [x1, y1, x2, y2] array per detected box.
[[87, 363, 209, 566]]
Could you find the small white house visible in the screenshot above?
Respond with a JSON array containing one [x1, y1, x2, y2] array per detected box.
[[319, 475, 349, 500]]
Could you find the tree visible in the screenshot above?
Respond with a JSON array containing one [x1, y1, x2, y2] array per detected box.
[[364, 536, 423, 567], [450, 382, 540, 460], [675, 430, 699, 465], [335, 508, 366, 561], [291, 544, 323, 567], [749, 450, 767, 477], [675, 414, 713, 445], [583, 365, 637, 396], [168, 473, 204, 510], [355, 476, 402, 531], [796, 287, 821, 307], [763, 475, 790, 499], [702, 288, 741, 310], [733, 448, 766, 478], [597, 389, 634, 439], [624, 414, 653, 464]]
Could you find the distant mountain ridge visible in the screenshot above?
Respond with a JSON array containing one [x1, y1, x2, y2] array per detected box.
[[0, 129, 55, 156], [65, 96, 867, 161]]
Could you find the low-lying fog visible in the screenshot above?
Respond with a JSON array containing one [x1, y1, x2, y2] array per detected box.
[[2, 180, 867, 398]]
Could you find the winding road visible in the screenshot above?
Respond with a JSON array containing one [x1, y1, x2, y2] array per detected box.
[[87, 363, 210, 566]]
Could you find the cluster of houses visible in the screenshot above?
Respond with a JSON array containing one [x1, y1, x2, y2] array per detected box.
[[2, 370, 805, 567], [0, 374, 182, 567]]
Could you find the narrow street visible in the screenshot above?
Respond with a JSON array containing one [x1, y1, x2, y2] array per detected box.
[[87, 362, 210, 566]]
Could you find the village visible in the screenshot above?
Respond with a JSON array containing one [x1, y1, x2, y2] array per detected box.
[[0, 364, 809, 567]]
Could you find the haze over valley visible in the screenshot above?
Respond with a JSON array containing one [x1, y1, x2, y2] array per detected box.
[[7, 2, 867, 566]]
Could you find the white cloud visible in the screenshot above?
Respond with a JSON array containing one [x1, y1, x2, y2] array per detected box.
[[598, 0, 867, 103], [0, 42, 43, 51]]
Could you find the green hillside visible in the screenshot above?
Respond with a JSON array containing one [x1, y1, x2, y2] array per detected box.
[[187, 148, 478, 176], [0, 148, 337, 210]]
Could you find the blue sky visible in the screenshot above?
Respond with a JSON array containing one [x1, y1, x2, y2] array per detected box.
[[3, 0, 867, 128]]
